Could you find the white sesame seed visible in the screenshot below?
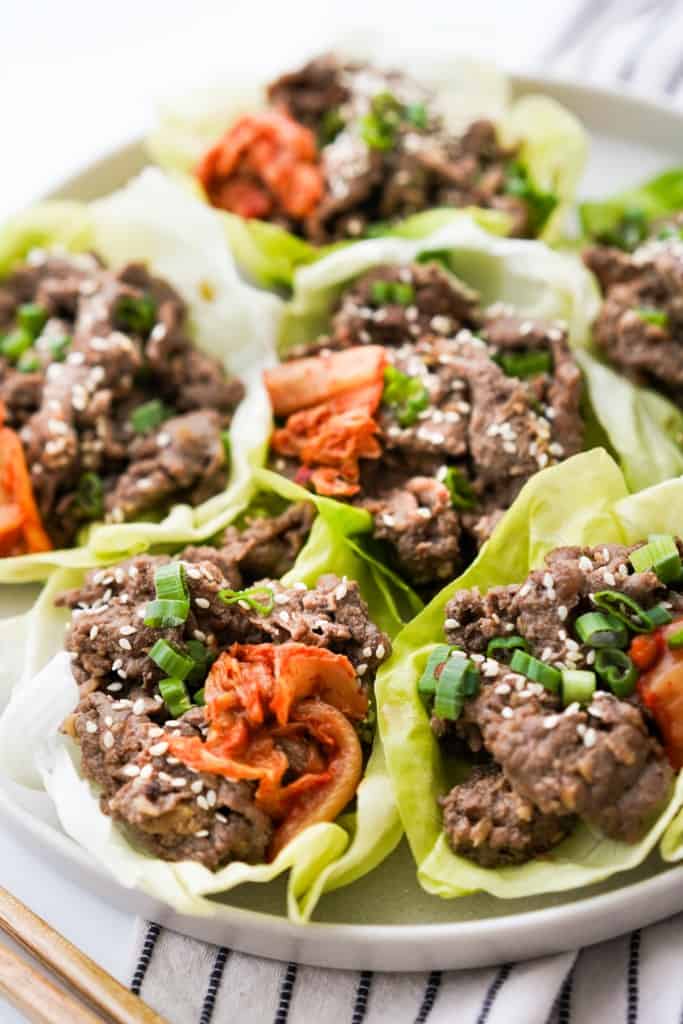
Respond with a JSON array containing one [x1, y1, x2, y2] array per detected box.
[[376, 644, 386, 659], [206, 790, 217, 807], [157, 432, 171, 447], [541, 647, 553, 662], [195, 830, 209, 838], [197, 795, 209, 811], [185, 566, 202, 580], [362, 646, 372, 659], [140, 763, 154, 779], [558, 606, 568, 622], [118, 638, 132, 650], [583, 728, 597, 748], [543, 715, 559, 730], [579, 556, 593, 572], [444, 618, 458, 630], [495, 682, 511, 696], [102, 731, 114, 749], [195, 597, 210, 609], [274, 593, 289, 605], [381, 514, 395, 528], [564, 702, 580, 716], [191, 780, 203, 794], [119, 625, 136, 636], [106, 683, 123, 693], [193, 630, 207, 642], [279, 610, 290, 623], [501, 706, 514, 719], [85, 721, 98, 734], [357, 664, 368, 677], [132, 699, 146, 715], [293, 582, 307, 591], [122, 764, 140, 777], [89, 626, 99, 640], [104, 716, 113, 727], [149, 742, 169, 757]]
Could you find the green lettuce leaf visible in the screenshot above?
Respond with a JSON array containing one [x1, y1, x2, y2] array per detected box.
[[376, 449, 683, 899], [0, 169, 282, 584], [147, 59, 585, 287], [0, 465, 413, 920], [580, 168, 683, 246]]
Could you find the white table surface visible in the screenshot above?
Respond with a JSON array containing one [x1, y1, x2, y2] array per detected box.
[[0, 0, 629, 1018]]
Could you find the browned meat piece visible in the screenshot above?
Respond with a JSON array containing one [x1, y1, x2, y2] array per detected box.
[[267, 53, 352, 131], [74, 692, 272, 868], [584, 237, 683, 402], [441, 764, 574, 867], [217, 502, 315, 582]]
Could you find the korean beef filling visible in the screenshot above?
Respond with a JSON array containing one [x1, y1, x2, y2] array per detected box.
[[265, 261, 583, 589], [195, 53, 555, 243], [57, 528, 390, 868], [425, 540, 683, 868], [584, 217, 683, 405], [0, 252, 244, 553]]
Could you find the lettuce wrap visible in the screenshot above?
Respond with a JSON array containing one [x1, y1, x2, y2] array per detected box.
[[147, 51, 586, 289], [0, 464, 416, 922], [0, 169, 282, 584], [377, 447, 683, 900], [579, 167, 683, 250]]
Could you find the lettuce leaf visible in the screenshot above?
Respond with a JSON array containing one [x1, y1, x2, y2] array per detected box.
[[0, 170, 282, 584], [376, 449, 683, 899], [0, 467, 412, 921], [147, 57, 585, 287], [579, 168, 683, 246]]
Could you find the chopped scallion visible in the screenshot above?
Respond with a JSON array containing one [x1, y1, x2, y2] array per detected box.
[[75, 472, 104, 520], [417, 644, 451, 701], [148, 639, 194, 680], [509, 649, 561, 693], [592, 589, 672, 633], [114, 294, 157, 335], [574, 611, 628, 649], [382, 364, 429, 427], [16, 350, 41, 373], [153, 562, 187, 602], [486, 635, 530, 661], [433, 655, 480, 720], [17, 303, 47, 339], [1, 327, 33, 361], [497, 350, 552, 378], [158, 677, 192, 717], [218, 586, 275, 615], [561, 669, 596, 706], [630, 535, 682, 584], [594, 647, 637, 698], [667, 627, 683, 649], [636, 307, 669, 329], [405, 103, 428, 129], [438, 466, 476, 510], [144, 599, 190, 628], [131, 399, 172, 434]]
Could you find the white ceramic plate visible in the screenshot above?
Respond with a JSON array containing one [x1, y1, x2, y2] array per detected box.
[[2, 74, 683, 971]]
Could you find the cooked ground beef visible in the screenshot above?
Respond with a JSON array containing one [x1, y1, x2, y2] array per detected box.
[[217, 502, 315, 581], [584, 234, 683, 403], [0, 252, 244, 546], [437, 542, 679, 865], [59, 537, 390, 868], [441, 764, 574, 867], [208, 53, 542, 243], [273, 263, 584, 589]]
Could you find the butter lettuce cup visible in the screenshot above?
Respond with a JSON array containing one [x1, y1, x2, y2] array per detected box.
[[148, 45, 586, 289], [377, 448, 683, 900], [0, 464, 415, 923], [0, 169, 280, 584]]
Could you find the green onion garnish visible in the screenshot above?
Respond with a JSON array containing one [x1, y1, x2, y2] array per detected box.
[[561, 669, 596, 706], [438, 466, 476, 510], [592, 589, 672, 633], [185, 639, 216, 685], [144, 599, 190, 628], [636, 307, 669, 329], [382, 365, 430, 427], [47, 334, 71, 361], [148, 639, 194, 680], [114, 294, 157, 335], [1, 327, 33, 361], [433, 655, 480, 720], [16, 350, 41, 373], [193, 687, 206, 706], [417, 644, 451, 701], [17, 303, 48, 339], [360, 91, 403, 150], [131, 399, 172, 434], [510, 649, 561, 693], [75, 472, 104, 520], [667, 627, 683, 649], [574, 611, 628, 649], [594, 648, 637, 698], [154, 562, 187, 601], [405, 103, 428, 129], [319, 107, 345, 146], [370, 280, 415, 306], [505, 161, 558, 234], [218, 586, 275, 615], [630, 535, 682, 584], [158, 677, 192, 718], [221, 430, 231, 460], [496, 350, 552, 378], [486, 636, 530, 661], [597, 207, 648, 251]]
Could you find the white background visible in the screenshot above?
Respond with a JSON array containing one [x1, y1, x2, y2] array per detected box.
[[0, 0, 678, 1019]]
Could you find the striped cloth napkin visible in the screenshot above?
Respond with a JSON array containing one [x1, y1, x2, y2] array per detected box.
[[127, 3, 683, 1021]]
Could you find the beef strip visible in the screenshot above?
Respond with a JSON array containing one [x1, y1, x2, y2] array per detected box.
[[0, 253, 243, 546], [584, 236, 683, 403], [441, 764, 574, 867], [217, 502, 315, 582], [439, 542, 678, 855]]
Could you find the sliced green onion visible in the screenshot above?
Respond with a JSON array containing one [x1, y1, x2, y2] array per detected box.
[[360, 91, 402, 150], [370, 281, 415, 306], [497, 350, 552, 378], [592, 589, 672, 633], [417, 644, 451, 700], [561, 669, 596, 706], [193, 687, 206, 706], [144, 599, 190, 628], [630, 534, 682, 584], [406, 103, 428, 129], [667, 627, 683, 649], [392, 282, 415, 305], [16, 350, 40, 373], [370, 280, 391, 304], [185, 640, 216, 685], [510, 649, 561, 693], [594, 648, 637, 698], [438, 466, 476, 510], [218, 586, 275, 615], [505, 161, 558, 234], [221, 430, 231, 459], [486, 636, 530, 661], [574, 611, 628, 649], [597, 207, 648, 251], [148, 639, 194, 680], [1, 327, 33, 361], [17, 303, 48, 339], [382, 365, 429, 427], [434, 655, 480, 720], [319, 107, 345, 146], [75, 472, 104, 520], [131, 399, 172, 434], [636, 307, 669, 329], [158, 677, 192, 718], [153, 562, 187, 602], [46, 334, 71, 361], [114, 294, 157, 335]]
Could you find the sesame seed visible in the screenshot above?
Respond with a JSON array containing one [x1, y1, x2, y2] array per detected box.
[[191, 780, 203, 794], [195, 597, 210, 609], [119, 638, 132, 651], [558, 606, 568, 621], [185, 566, 201, 580], [603, 571, 616, 586], [193, 630, 206, 642], [149, 741, 169, 757], [357, 664, 368, 677], [102, 731, 114, 749], [140, 763, 153, 779], [501, 706, 514, 719], [119, 625, 136, 636], [274, 593, 289, 605], [195, 830, 209, 838], [197, 795, 209, 811], [89, 626, 99, 640], [583, 728, 597, 748], [104, 716, 113, 727], [122, 764, 140, 777], [85, 721, 98, 734], [362, 646, 372, 658], [106, 683, 123, 693], [157, 432, 171, 447], [381, 514, 395, 528], [293, 582, 307, 591], [206, 790, 217, 807], [495, 682, 511, 696], [564, 702, 580, 716], [376, 644, 386, 659], [279, 610, 290, 623], [132, 699, 146, 715], [444, 618, 459, 630], [416, 507, 432, 519], [543, 715, 559, 730]]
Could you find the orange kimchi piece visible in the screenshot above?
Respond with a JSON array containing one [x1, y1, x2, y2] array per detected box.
[[0, 402, 52, 556], [637, 619, 683, 769], [195, 111, 324, 221], [265, 346, 387, 498], [166, 643, 368, 859]]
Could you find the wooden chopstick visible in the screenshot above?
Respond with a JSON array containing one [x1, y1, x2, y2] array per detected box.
[[0, 941, 104, 1024], [0, 885, 168, 1024]]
